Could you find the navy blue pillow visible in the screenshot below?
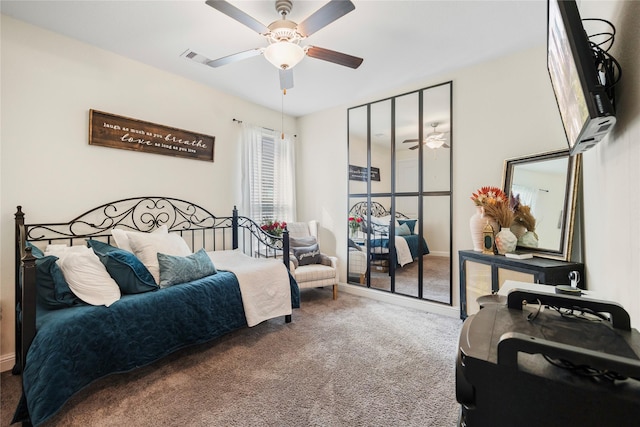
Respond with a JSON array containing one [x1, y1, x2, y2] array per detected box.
[[398, 219, 417, 235], [26, 243, 82, 309], [87, 239, 158, 294]]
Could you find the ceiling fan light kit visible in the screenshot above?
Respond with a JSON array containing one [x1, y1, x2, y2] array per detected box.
[[264, 42, 305, 70], [185, 0, 363, 90], [403, 123, 450, 150], [425, 123, 447, 149]]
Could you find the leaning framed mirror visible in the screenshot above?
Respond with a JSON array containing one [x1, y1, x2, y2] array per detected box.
[[502, 149, 580, 261]]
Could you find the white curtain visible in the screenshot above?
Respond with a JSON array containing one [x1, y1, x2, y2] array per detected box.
[[240, 123, 296, 223]]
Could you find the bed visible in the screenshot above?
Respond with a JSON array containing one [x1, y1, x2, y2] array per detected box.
[[349, 201, 429, 267], [12, 197, 299, 426]]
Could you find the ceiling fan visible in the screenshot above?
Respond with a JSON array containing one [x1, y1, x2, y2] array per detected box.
[[403, 123, 450, 150], [182, 0, 364, 90]]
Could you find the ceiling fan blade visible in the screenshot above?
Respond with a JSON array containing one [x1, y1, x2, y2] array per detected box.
[[409, 145, 420, 150], [185, 48, 263, 68], [205, 0, 269, 34], [297, 0, 355, 37], [306, 46, 363, 69], [402, 139, 419, 144], [279, 68, 294, 90]]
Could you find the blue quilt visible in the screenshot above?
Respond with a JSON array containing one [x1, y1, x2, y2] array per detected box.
[[14, 271, 299, 426], [369, 234, 430, 262]]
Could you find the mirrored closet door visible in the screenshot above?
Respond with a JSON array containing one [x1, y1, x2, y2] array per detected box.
[[347, 81, 452, 305]]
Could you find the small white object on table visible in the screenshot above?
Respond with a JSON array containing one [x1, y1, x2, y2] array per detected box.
[[498, 280, 602, 300]]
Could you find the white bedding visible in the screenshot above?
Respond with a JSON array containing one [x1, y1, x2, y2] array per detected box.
[[207, 249, 292, 327], [369, 236, 413, 267], [394, 236, 413, 266]]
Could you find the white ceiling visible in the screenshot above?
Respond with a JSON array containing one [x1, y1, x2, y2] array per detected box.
[[0, 0, 547, 117]]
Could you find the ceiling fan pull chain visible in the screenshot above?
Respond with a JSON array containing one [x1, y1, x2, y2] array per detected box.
[[281, 89, 285, 139]]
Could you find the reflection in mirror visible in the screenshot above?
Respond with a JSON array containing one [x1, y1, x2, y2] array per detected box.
[[396, 93, 419, 193], [347, 81, 452, 305], [348, 106, 368, 195], [422, 84, 451, 192], [362, 197, 393, 293], [393, 196, 420, 297], [502, 150, 580, 261], [347, 196, 368, 285], [371, 100, 392, 194], [421, 195, 451, 303]]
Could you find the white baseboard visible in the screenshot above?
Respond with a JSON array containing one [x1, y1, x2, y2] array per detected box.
[[1, 352, 15, 373], [428, 251, 449, 257], [338, 283, 460, 318]]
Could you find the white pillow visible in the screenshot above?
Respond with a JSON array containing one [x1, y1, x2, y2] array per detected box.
[[54, 246, 121, 307], [45, 244, 86, 256], [127, 232, 192, 284], [111, 224, 168, 253], [371, 215, 392, 225]]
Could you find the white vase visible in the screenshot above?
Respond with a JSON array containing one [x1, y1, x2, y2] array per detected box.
[[519, 230, 539, 248], [469, 206, 498, 252], [495, 227, 518, 255]]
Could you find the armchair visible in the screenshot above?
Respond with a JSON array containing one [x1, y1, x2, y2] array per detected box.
[[287, 220, 338, 299], [348, 239, 368, 284]]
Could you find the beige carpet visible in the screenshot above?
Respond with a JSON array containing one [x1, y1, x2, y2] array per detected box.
[[1, 289, 462, 427]]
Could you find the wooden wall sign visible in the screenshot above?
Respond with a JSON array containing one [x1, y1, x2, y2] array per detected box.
[[349, 165, 380, 182], [89, 109, 215, 162]]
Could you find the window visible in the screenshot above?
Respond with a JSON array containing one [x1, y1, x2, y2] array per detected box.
[[241, 124, 296, 222]]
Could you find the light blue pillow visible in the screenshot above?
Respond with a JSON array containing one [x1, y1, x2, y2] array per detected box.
[[157, 248, 217, 288], [87, 239, 158, 294], [26, 241, 45, 258], [395, 223, 411, 236]]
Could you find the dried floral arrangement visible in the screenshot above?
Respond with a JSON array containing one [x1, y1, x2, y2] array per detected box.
[[510, 194, 538, 238], [471, 186, 513, 228], [483, 201, 514, 229], [470, 186, 508, 207]]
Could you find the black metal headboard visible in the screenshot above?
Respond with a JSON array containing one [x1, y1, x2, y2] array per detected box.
[[348, 201, 409, 219], [18, 196, 227, 245]]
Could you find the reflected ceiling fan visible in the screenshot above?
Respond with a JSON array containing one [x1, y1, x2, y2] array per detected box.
[[182, 0, 364, 90], [403, 123, 450, 150]]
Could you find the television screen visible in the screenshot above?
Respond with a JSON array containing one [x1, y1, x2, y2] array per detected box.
[[546, 0, 615, 155]]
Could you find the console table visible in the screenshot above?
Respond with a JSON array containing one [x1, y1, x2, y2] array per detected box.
[[459, 250, 585, 319]]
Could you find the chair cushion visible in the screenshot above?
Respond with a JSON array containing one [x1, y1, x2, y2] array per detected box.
[[294, 263, 337, 283]]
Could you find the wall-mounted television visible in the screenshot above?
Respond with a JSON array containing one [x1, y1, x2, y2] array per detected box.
[[547, 0, 616, 155]]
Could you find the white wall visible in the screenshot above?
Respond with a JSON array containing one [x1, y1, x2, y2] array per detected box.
[[298, 44, 567, 312], [579, 0, 640, 328], [0, 16, 296, 368], [298, 3, 640, 329]]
